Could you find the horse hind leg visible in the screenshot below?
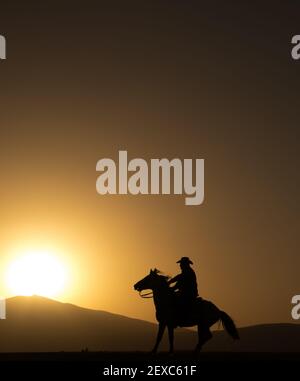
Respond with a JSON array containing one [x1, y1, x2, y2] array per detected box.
[[196, 324, 212, 353], [167, 325, 174, 354]]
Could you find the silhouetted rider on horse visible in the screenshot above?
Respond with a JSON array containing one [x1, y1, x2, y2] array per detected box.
[[168, 257, 199, 324]]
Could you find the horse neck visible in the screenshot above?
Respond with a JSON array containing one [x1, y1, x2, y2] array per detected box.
[[152, 284, 171, 311]]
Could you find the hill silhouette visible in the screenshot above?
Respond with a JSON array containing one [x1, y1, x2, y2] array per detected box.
[[0, 296, 195, 352], [0, 296, 299, 352]]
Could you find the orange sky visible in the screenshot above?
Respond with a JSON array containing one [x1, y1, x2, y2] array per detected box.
[[0, 2, 299, 327]]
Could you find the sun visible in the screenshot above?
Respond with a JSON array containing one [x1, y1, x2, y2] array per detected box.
[[5, 250, 67, 298]]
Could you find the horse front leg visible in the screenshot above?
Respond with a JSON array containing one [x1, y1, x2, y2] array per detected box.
[[167, 325, 174, 354], [151, 323, 166, 354]]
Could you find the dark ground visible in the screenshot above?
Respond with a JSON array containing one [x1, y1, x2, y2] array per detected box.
[[0, 352, 299, 378], [0, 351, 300, 362]]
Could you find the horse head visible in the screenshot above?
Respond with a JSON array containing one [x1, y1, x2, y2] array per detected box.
[[134, 269, 168, 292]]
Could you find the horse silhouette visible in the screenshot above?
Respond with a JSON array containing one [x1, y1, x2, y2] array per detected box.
[[134, 269, 239, 353]]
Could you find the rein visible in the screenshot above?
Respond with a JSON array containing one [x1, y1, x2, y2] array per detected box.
[[139, 290, 153, 299]]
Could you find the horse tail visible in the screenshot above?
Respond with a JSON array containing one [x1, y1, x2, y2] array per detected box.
[[219, 311, 239, 340]]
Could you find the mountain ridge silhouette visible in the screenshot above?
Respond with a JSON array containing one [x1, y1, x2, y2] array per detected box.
[[0, 296, 299, 352]]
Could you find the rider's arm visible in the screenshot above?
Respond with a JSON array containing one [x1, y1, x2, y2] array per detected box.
[[168, 274, 180, 285]]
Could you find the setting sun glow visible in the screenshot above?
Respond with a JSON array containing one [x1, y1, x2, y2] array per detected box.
[[5, 250, 67, 298]]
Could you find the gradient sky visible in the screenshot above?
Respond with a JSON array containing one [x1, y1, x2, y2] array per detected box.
[[0, 1, 299, 327]]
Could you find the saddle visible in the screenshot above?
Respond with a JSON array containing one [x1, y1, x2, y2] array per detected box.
[[173, 296, 203, 327]]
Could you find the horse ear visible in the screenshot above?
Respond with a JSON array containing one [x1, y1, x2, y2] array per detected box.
[[150, 269, 153, 274]]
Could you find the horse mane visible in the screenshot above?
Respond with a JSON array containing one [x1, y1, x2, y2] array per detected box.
[[153, 268, 171, 283]]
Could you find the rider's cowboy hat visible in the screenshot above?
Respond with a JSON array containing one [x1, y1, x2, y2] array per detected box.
[[176, 257, 193, 265]]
